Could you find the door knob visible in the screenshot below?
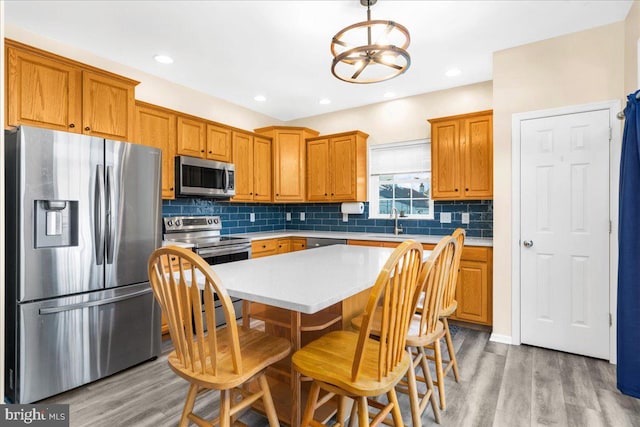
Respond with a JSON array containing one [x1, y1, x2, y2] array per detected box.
[[523, 240, 534, 248]]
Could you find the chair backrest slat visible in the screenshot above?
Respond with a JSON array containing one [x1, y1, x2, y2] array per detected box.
[[148, 246, 244, 377], [351, 240, 424, 382], [441, 229, 465, 313], [416, 236, 457, 338]]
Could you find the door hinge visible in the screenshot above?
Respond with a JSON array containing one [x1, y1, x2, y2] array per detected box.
[[609, 313, 613, 327], [609, 127, 612, 142], [609, 220, 612, 234]]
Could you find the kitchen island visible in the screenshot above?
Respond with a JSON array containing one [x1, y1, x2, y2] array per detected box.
[[206, 244, 429, 427]]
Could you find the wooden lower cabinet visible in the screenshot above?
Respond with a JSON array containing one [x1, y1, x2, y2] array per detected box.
[[290, 238, 306, 252], [252, 237, 308, 258], [347, 239, 492, 326], [277, 239, 291, 254]]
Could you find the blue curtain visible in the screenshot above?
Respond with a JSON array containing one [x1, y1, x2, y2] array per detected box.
[[618, 89, 640, 398]]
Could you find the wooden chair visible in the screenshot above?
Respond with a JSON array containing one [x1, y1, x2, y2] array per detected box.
[[292, 240, 425, 427], [148, 246, 291, 427], [351, 236, 457, 426]]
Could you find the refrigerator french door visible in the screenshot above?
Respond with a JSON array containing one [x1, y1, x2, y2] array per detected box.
[[5, 126, 162, 403]]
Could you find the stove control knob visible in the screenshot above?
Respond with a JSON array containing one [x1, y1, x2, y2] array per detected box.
[[167, 220, 174, 227], [175, 220, 182, 226], [207, 218, 213, 224], [213, 218, 219, 224]]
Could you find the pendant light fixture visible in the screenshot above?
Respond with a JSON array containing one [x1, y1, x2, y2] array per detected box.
[[331, 0, 411, 84]]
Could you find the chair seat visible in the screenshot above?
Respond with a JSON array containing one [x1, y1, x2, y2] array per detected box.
[[292, 330, 410, 397], [169, 326, 291, 390]]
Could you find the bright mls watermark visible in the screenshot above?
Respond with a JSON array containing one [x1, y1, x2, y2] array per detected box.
[[1, 404, 69, 426]]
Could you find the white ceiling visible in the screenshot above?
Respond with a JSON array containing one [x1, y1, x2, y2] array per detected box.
[[4, 1, 633, 121]]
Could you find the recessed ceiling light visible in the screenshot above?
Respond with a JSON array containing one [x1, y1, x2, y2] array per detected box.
[[445, 67, 461, 77], [254, 95, 267, 102], [383, 92, 396, 98], [153, 54, 174, 64], [319, 98, 331, 105]]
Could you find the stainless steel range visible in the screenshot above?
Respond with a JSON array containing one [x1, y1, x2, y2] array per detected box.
[[163, 216, 251, 327]]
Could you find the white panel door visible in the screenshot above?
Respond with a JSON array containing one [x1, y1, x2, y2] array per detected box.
[[520, 109, 610, 359]]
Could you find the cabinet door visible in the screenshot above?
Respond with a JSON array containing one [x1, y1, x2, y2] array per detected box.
[[251, 239, 278, 258], [6, 47, 82, 132], [431, 119, 461, 199], [82, 71, 135, 141], [331, 135, 357, 201], [231, 132, 254, 201], [206, 124, 232, 162], [463, 114, 493, 199], [253, 136, 272, 202], [347, 240, 385, 247], [455, 259, 491, 325], [307, 138, 331, 201], [135, 105, 176, 199], [291, 238, 307, 252], [277, 239, 291, 254], [176, 116, 206, 157], [273, 130, 305, 202]]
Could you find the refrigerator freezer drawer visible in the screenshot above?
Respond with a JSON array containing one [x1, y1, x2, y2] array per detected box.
[[11, 283, 161, 403]]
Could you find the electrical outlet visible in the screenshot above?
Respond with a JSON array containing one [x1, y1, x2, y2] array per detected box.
[[286, 212, 292, 221], [440, 212, 451, 224], [461, 212, 470, 224], [300, 212, 305, 221], [250, 213, 255, 223]]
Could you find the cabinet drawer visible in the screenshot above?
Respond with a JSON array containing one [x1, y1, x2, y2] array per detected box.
[[252, 239, 279, 258], [461, 246, 490, 262]]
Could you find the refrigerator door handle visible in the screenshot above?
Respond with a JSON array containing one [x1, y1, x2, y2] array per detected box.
[[38, 288, 152, 315], [95, 165, 106, 265], [106, 165, 116, 264]]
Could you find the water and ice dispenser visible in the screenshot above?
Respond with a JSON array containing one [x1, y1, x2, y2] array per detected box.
[[34, 200, 78, 248]]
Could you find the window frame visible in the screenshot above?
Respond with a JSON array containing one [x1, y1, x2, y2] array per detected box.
[[368, 139, 434, 220]]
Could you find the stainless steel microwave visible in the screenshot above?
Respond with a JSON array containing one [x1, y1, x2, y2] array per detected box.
[[175, 156, 235, 198]]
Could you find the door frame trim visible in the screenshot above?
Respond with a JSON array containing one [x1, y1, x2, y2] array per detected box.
[[510, 100, 621, 363]]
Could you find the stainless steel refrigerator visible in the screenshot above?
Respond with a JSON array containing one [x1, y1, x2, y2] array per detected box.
[[4, 126, 162, 403]]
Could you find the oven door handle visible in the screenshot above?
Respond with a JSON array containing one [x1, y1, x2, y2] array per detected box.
[[197, 245, 251, 258]]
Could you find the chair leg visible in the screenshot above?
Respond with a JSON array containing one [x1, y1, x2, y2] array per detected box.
[[357, 396, 370, 427], [419, 347, 440, 424], [434, 338, 446, 410], [347, 398, 358, 427], [442, 318, 459, 382], [387, 388, 403, 427], [258, 373, 280, 427], [179, 383, 199, 427], [219, 389, 231, 427], [301, 382, 321, 427], [405, 348, 422, 427], [336, 396, 347, 427]]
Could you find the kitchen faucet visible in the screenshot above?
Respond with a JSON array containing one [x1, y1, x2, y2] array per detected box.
[[391, 207, 404, 236]]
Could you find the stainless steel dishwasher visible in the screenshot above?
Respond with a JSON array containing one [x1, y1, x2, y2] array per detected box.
[[306, 237, 347, 249]]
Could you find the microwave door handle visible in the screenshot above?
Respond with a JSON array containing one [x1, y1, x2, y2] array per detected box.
[[223, 167, 229, 193], [94, 165, 105, 265]]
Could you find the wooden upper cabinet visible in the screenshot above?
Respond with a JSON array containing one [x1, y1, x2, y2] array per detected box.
[[253, 136, 272, 202], [429, 110, 493, 200], [5, 40, 138, 141], [231, 131, 271, 202], [6, 45, 82, 132], [206, 124, 232, 162], [231, 131, 254, 202], [135, 102, 177, 199], [307, 138, 331, 201], [255, 126, 319, 202], [307, 131, 368, 202], [82, 71, 135, 140], [177, 116, 206, 157]]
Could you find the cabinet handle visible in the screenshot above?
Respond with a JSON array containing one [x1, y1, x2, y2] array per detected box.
[[84, 126, 91, 131], [170, 187, 174, 191], [465, 188, 469, 191], [201, 150, 205, 153], [69, 123, 75, 128], [325, 193, 328, 196], [331, 193, 335, 196], [255, 193, 259, 196], [455, 188, 459, 192], [276, 193, 279, 196], [208, 151, 212, 154], [250, 192, 253, 195], [262, 245, 266, 249]]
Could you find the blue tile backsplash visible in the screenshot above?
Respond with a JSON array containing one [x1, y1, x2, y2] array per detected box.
[[163, 199, 493, 238]]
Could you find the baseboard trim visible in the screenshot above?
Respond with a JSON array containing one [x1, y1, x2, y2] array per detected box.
[[489, 333, 513, 345]]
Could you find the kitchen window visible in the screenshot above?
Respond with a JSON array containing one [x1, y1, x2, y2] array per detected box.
[[368, 140, 434, 219]]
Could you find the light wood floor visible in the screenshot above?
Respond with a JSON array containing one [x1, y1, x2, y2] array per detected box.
[[43, 327, 640, 427]]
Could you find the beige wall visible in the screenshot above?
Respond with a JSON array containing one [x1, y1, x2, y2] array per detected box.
[[625, 0, 640, 94], [286, 81, 493, 144], [492, 22, 625, 338], [4, 25, 283, 131]]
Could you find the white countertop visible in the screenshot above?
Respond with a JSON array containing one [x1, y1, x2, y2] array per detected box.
[[199, 245, 430, 314], [232, 230, 492, 247]]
